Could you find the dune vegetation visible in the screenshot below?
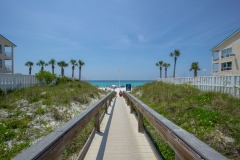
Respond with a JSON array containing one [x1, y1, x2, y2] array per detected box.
[[0, 77, 107, 160], [131, 81, 240, 160]]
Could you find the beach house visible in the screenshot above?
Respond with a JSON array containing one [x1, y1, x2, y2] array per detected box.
[[0, 35, 16, 74], [211, 29, 240, 76]]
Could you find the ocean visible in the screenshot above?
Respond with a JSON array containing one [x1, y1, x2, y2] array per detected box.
[[86, 80, 154, 88]]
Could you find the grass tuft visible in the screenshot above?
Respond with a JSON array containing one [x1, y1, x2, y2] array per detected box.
[[0, 79, 107, 159], [131, 81, 240, 160]]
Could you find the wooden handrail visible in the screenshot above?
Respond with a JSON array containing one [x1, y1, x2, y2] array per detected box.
[[123, 91, 228, 160], [13, 91, 116, 160]]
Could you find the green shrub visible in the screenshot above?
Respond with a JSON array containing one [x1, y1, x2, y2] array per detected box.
[[56, 76, 73, 84], [28, 96, 40, 103], [6, 89, 15, 94], [35, 107, 45, 115], [35, 70, 57, 85], [42, 99, 52, 105], [0, 103, 16, 110], [0, 88, 5, 97], [2, 118, 30, 129], [0, 124, 16, 142], [132, 81, 240, 160], [52, 108, 63, 120]]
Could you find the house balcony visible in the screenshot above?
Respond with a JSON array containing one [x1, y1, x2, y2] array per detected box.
[[221, 67, 232, 71], [212, 70, 218, 76], [213, 57, 219, 62], [4, 65, 12, 73], [5, 52, 13, 59], [5, 65, 12, 70], [221, 54, 235, 58]]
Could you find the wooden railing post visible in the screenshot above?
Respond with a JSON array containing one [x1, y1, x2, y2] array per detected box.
[[138, 110, 143, 132], [95, 111, 100, 132], [175, 153, 182, 160], [105, 101, 108, 114], [56, 154, 62, 160], [130, 101, 133, 113]]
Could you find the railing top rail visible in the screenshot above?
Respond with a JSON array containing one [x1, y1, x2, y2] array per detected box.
[[13, 91, 116, 160], [158, 75, 240, 79], [123, 91, 227, 160]]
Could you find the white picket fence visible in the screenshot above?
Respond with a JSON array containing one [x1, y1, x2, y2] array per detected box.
[[0, 73, 41, 92], [158, 75, 240, 98]]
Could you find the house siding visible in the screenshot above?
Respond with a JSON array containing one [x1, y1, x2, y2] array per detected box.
[[0, 35, 16, 74], [211, 30, 240, 76]]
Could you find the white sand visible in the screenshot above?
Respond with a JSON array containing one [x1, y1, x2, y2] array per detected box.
[[98, 87, 127, 93]]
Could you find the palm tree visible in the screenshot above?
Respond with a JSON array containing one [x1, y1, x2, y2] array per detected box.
[[36, 60, 48, 71], [57, 61, 68, 77], [25, 61, 34, 75], [78, 60, 85, 81], [48, 58, 56, 74], [156, 61, 164, 78], [190, 62, 200, 77], [170, 49, 181, 78], [163, 63, 171, 78], [70, 59, 78, 78]]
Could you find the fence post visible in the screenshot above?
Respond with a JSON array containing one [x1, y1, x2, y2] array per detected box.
[[95, 111, 100, 132], [138, 110, 143, 132], [232, 75, 236, 97]]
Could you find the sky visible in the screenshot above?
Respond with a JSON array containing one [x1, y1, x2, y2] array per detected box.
[[1, 0, 240, 80]]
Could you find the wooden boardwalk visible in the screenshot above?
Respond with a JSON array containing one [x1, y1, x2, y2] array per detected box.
[[84, 94, 157, 160]]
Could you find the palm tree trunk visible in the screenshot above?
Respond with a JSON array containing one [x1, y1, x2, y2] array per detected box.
[[29, 67, 31, 75], [194, 70, 197, 77], [52, 66, 54, 74], [173, 57, 177, 78], [41, 66, 44, 70], [79, 66, 81, 81], [72, 66, 74, 78], [79, 67, 82, 81], [165, 68, 167, 78], [61, 68, 64, 77], [166, 68, 168, 78], [160, 67, 162, 78]]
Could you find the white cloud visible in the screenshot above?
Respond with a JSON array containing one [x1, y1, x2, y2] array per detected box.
[[121, 34, 131, 46], [138, 35, 145, 42]]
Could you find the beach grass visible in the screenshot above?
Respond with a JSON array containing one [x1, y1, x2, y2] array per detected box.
[[0, 78, 107, 160], [131, 81, 240, 160]]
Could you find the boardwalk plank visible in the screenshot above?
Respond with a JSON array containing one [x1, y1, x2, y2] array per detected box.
[[84, 94, 156, 160]]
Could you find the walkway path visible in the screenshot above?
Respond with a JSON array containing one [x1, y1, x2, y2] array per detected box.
[[84, 92, 156, 160]]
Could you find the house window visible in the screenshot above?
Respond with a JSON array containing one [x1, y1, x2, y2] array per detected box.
[[0, 59, 2, 68], [0, 44, 2, 54], [221, 48, 232, 58], [221, 62, 232, 71]]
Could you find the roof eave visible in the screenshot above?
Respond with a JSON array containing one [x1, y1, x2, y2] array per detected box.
[[0, 34, 17, 47], [210, 28, 240, 52]]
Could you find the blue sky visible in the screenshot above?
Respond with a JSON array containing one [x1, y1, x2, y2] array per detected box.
[[1, 0, 240, 80]]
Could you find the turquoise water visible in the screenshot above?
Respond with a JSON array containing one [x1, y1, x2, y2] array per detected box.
[[86, 80, 154, 87]]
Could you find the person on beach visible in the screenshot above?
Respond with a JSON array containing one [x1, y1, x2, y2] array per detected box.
[[119, 90, 123, 97]]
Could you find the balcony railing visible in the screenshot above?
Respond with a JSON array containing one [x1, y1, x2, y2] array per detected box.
[[213, 57, 219, 61], [5, 65, 12, 70], [221, 67, 232, 71], [221, 54, 234, 58], [5, 52, 13, 58]]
